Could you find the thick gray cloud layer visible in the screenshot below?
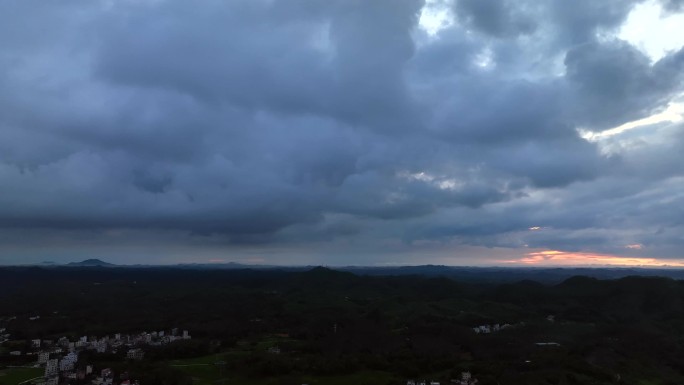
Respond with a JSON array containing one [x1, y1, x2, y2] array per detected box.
[[0, 0, 683, 264]]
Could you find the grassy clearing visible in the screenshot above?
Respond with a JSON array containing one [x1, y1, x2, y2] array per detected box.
[[168, 354, 397, 385], [0, 367, 43, 385], [170, 354, 222, 366], [172, 367, 396, 385], [293, 371, 396, 385]]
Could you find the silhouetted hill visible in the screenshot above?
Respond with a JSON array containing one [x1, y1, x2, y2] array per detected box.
[[67, 258, 116, 267], [341, 265, 684, 283]]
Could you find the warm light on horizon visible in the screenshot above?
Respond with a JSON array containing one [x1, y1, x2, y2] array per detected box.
[[500, 249, 684, 267]]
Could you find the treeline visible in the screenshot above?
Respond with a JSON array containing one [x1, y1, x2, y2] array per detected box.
[[1, 267, 684, 384]]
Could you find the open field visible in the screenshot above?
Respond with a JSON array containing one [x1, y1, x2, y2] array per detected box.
[[169, 353, 399, 385], [0, 367, 43, 385]]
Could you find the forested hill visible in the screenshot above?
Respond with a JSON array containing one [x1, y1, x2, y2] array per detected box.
[[1, 267, 684, 384], [1, 266, 683, 327], [10, 262, 684, 284]]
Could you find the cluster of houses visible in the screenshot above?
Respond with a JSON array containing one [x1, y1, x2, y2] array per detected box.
[[471, 323, 514, 334], [406, 372, 478, 385], [6, 328, 191, 385], [473, 315, 555, 335], [40, 364, 141, 385], [0, 327, 8, 344], [267, 346, 281, 354]]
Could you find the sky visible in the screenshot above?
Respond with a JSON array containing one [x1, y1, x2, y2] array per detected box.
[[1, 0, 684, 266]]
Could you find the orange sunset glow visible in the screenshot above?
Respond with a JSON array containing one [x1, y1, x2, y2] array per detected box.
[[501, 250, 684, 267]]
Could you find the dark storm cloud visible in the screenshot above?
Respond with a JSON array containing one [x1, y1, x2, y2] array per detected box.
[[454, 0, 537, 37], [94, 0, 423, 130], [453, 0, 636, 45], [1, 0, 684, 264], [661, 0, 684, 12], [565, 41, 684, 129]]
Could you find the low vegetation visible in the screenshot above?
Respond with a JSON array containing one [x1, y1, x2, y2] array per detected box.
[[1, 267, 684, 384]]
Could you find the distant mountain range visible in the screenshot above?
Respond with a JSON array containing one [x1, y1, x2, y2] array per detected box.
[[66, 259, 116, 267], [7, 260, 684, 284]]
